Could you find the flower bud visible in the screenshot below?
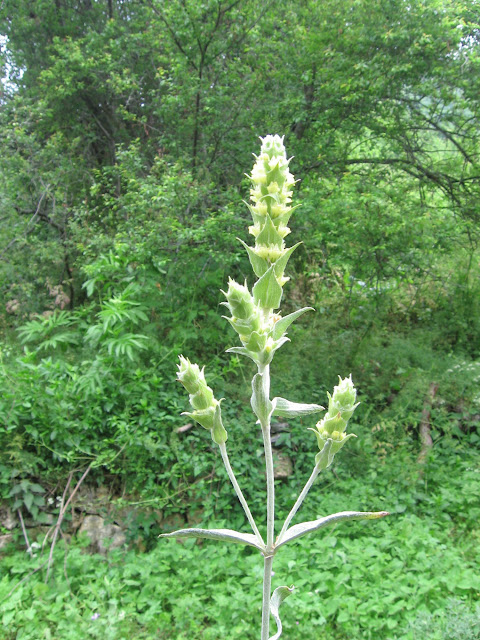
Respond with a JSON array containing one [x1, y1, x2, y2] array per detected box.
[[177, 356, 213, 409], [177, 359, 200, 391], [223, 279, 261, 325], [222, 279, 270, 352], [309, 376, 359, 467], [326, 375, 358, 424]]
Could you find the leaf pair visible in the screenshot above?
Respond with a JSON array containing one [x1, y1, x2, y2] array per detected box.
[[159, 510, 389, 552], [159, 511, 389, 638]]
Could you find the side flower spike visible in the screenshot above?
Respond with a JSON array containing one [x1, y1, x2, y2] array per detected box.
[[221, 279, 265, 351], [310, 375, 359, 468], [177, 356, 227, 445]]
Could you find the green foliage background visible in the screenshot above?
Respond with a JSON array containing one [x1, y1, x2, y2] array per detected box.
[[1, 0, 480, 637]]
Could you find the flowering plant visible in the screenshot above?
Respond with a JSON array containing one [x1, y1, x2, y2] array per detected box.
[[161, 135, 388, 639]]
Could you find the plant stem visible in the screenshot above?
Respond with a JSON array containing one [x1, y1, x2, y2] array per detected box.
[[261, 553, 274, 640], [259, 363, 275, 549], [259, 362, 275, 639], [46, 464, 91, 582], [218, 442, 264, 546], [277, 463, 321, 545], [17, 509, 32, 557]]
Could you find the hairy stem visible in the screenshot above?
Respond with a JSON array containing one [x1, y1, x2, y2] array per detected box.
[[259, 362, 275, 639], [17, 509, 32, 557], [277, 463, 321, 545], [261, 553, 274, 640], [218, 442, 264, 546], [259, 363, 275, 549]]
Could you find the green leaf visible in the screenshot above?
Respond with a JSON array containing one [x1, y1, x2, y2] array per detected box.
[[273, 242, 302, 278], [269, 585, 295, 640], [211, 403, 228, 445], [272, 307, 314, 340], [272, 397, 324, 418], [83, 278, 96, 297], [276, 511, 389, 549], [253, 265, 283, 309], [24, 492, 33, 512], [29, 483, 45, 493], [226, 346, 258, 363], [238, 239, 268, 277], [256, 214, 284, 248], [159, 527, 264, 551]]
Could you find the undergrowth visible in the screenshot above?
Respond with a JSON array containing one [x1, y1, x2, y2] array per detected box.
[[2, 441, 479, 639]]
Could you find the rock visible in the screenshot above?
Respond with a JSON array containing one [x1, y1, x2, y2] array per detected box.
[[0, 534, 13, 550], [24, 512, 55, 528], [160, 513, 186, 533], [271, 421, 290, 433], [112, 504, 163, 531], [78, 515, 126, 554], [95, 486, 111, 501], [0, 505, 17, 530], [26, 526, 52, 543], [272, 449, 293, 479], [187, 508, 205, 527], [74, 485, 111, 513]]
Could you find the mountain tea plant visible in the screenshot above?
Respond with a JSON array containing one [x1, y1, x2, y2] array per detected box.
[[161, 135, 389, 639]]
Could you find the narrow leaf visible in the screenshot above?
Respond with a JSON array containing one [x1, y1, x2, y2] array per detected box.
[[272, 307, 314, 340], [159, 527, 264, 551], [276, 511, 389, 549], [253, 265, 283, 310], [226, 346, 258, 363], [251, 373, 273, 425], [272, 397, 324, 418], [269, 585, 295, 640]]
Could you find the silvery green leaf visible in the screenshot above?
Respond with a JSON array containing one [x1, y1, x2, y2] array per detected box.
[[238, 239, 268, 277], [272, 397, 324, 418], [159, 527, 265, 551], [211, 403, 228, 445], [243, 330, 268, 353], [274, 204, 301, 232], [226, 346, 258, 363], [313, 437, 334, 469], [276, 511, 389, 549], [313, 433, 357, 468], [272, 307, 314, 340], [256, 214, 284, 249], [253, 265, 283, 310], [269, 585, 295, 640], [251, 373, 274, 425], [273, 242, 301, 278], [257, 336, 291, 365]]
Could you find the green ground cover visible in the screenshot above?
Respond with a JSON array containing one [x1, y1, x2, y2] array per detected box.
[[2, 441, 479, 640]]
